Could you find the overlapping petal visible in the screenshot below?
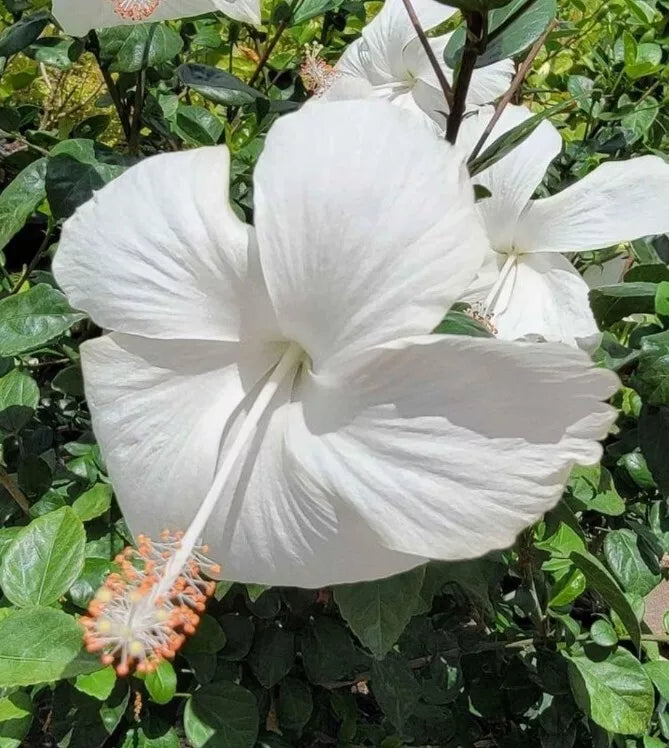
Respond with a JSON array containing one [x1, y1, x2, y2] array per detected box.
[[459, 105, 563, 251], [293, 335, 617, 560], [490, 253, 599, 345], [515, 155, 669, 253], [53, 147, 277, 343], [53, 0, 260, 35], [81, 333, 284, 546], [254, 100, 487, 374]]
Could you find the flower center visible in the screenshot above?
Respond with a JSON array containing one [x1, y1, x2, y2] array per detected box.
[[299, 43, 340, 96], [109, 0, 160, 21]]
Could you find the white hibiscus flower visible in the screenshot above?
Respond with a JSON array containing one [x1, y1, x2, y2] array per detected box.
[[54, 100, 616, 673], [53, 0, 260, 36], [460, 104, 669, 346], [321, 0, 514, 127]]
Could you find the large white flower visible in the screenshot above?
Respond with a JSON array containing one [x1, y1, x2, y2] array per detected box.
[[460, 105, 669, 346], [53, 0, 260, 36], [54, 100, 617, 595], [322, 0, 514, 125]]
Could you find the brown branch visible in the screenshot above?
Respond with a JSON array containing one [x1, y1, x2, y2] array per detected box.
[[0, 467, 30, 516], [400, 0, 454, 111], [468, 18, 558, 162]]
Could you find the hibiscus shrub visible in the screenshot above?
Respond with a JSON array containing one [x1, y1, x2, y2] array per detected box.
[[1, 0, 669, 745]]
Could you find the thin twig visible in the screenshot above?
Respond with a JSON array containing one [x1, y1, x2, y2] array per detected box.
[[0, 128, 50, 157], [248, 0, 303, 88], [446, 11, 487, 144], [468, 19, 558, 162], [0, 467, 30, 516], [400, 0, 454, 110], [129, 69, 146, 154], [10, 220, 53, 295]]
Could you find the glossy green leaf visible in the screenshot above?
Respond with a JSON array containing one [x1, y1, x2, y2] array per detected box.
[[184, 682, 259, 748], [604, 528, 660, 597], [72, 483, 113, 522], [0, 607, 98, 686], [0, 284, 86, 357], [0, 11, 50, 58], [98, 24, 183, 73], [0, 158, 47, 252], [74, 666, 117, 701], [589, 282, 656, 328], [0, 369, 39, 434], [146, 660, 177, 705], [566, 646, 654, 735], [334, 566, 425, 658], [0, 691, 33, 748], [177, 63, 263, 106], [632, 331, 669, 406], [0, 506, 86, 607]]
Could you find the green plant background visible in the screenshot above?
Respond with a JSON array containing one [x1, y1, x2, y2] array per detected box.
[[0, 0, 669, 745]]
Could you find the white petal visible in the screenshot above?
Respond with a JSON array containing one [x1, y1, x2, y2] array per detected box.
[[81, 333, 283, 547], [215, 392, 426, 586], [515, 156, 669, 253], [52, 0, 259, 36], [89, 334, 423, 586], [295, 335, 618, 560], [491, 253, 600, 346], [53, 147, 277, 342], [458, 105, 563, 251], [468, 58, 515, 105], [254, 100, 488, 374], [336, 0, 455, 84]]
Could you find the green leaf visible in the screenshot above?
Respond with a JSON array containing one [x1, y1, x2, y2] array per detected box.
[[371, 654, 419, 730], [72, 483, 113, 522], [45, 142, 124, 220], [569, 550, 641, 650], [145, 660, 177, 705], [0, 11, 50, 58], [121, 718, 180, 748], [0, 369, 39, 434], [277, 677, 313, 734], [334, 566, 425, 658], [590, 620, 618, 647], [0, 506, 86, 607], [293, 0, 341, 23], [632, 331, 669, 406], [589, 282, 657, 328], [98, 24, 183, 73], [567, 464, 625, 516], [0, 607, 98, 686], [549, 568, 585, 607], [69, 557, 110, 609], [174, 105, 223, 146], [219, 613, 254, 661], [184, 614, 226, 654], [301, 616, 365, 685], [604, 528, 660, 597], [0, 158, 47, 252], [247, 626, 296, 688], [184, 682, 259, 748], [177, 63, 264, 106], [445, 0, 557, 68], [644, 660, 669, 701], [565, 646, 654, 735], [0, 691, 33, 748], [468, 99, 576, 177], [639, 405, 669, 496], [0, 284, 86, 357], [74, 666, 116, 701]]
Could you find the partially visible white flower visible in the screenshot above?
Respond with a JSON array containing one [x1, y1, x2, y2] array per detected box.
[[54, 100, 617, 674], [460, 104, 669, 346], [53, 0, 260, 36], [321, 0, 514, 127]]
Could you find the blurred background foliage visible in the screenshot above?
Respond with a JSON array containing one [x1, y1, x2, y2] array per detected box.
[[1, 0, 669, 746]]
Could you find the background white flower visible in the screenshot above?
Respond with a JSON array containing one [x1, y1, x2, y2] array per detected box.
[[460, 104, 669, 346], [53, 0, 260, 36], [322, 0, 514, 126], [54, 100, 617, 589]]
